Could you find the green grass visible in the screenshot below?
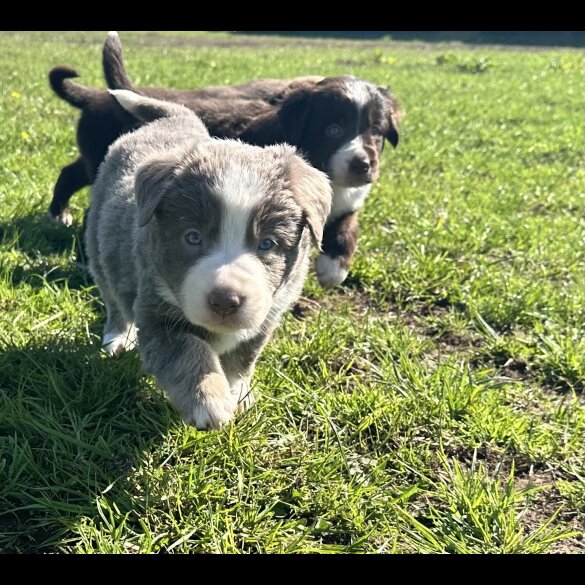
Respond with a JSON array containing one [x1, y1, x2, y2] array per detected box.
[[0, 31, 583, 554]]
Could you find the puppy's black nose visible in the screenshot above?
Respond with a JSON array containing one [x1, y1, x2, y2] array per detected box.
[[349, 156, 371, 175], [208, 289, 243, 316]]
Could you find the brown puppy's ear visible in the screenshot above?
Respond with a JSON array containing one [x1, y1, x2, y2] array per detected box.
[[377, 86, 403, 149], [278, 147, 332, 247], [277, 89, 312, 144], [134, 155, 177, 227]]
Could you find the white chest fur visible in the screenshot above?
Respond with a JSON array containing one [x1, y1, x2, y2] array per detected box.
[[329, 184, 372, 220], [209, 330, 248, 356]]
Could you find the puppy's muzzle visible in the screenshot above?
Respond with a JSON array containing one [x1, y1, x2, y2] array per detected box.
[[208, 288, 245, 317], [348, 155, 373, 181]]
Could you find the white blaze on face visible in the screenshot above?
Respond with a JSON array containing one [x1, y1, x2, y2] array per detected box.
[[329, 134, 366, 185], [328, 79, 372, 186], [344, 78, 370, 110], [179, 164, 273, 337]]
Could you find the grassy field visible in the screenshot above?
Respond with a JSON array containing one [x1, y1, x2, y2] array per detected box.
[[0, 31, 583, 553]]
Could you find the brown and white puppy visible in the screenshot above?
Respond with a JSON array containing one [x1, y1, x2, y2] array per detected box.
[[50, 31, 402, 288], [85, 90, 331, 429], [274, 76, 401, 287]]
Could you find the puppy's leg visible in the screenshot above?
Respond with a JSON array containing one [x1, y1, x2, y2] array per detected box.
[[220, 352, 260, 412], [100, 289, 136, 356], [316, 211, 359, 288], [226, 374, 255, 414], [102, 322, 137, 356], [136, 313, 235, 430], [220, 338, 266, 415], [48, 157, 89, 226]]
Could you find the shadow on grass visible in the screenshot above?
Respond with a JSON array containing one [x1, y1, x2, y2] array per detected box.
[[0, 212, 78, 256], [237, 31, 585, 47], [6, 260, 93, 292], [0, 212, 91, 290], [0, 338, 175, 552]]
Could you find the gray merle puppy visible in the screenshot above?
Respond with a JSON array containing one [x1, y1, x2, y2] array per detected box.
[[85, 90, 332, 430]]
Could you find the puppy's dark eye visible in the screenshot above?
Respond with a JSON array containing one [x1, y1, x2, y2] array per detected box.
[[185, 231, 202, 246], [258, 238, 275, 252], [371, 125, 382, 135], [325, 124, 343, 139]]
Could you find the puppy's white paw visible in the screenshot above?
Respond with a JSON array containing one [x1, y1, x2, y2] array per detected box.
[[189, 398, 235, 430], [48, 210, 73, 227], [185, 373, 236, 430], [315, 254, 349, 288], [102, 325, 137, 356], [230, 379, 255, 414]]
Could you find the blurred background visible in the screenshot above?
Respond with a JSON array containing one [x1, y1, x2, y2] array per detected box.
[[239, 31, 585, 47]]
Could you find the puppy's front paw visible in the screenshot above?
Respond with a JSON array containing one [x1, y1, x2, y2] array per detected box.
[[315, 254, 349, 288], [230, 379, 255, 414], [185, 373, 236, 430], [48, 209, 73, 227]]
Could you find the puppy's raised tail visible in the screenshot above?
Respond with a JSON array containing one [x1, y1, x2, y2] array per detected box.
[[109, 89, 195, 123], [103, 31, 135, 90], [49, 66, 100, 109]]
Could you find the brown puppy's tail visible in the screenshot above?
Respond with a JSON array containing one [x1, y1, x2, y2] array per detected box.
[[103, 31, 135, 90], [48, 66, 101, 109]]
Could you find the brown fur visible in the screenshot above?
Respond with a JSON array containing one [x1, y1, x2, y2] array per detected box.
[[321, 212, 359, 271]]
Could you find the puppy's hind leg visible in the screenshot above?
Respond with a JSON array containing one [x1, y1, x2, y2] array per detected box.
[[49, 156, 90, 226]]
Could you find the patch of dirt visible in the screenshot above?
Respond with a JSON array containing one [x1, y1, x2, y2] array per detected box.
[[441, 444, 584, 553], [293, 279, 583, 408], [293, 282, 483, 366], [540, 373, 585, 396], [292, 285, 385, 322], [472, 352, 534, 384], [518, 476, 585, 554], [443, 443, 508, 471], [473, 348, 585, 398], [417, 325, 483, 362], [442, 444, 573, 481]]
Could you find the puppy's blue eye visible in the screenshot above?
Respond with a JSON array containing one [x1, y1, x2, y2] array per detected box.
[[325, 124, 343, 138], [258, 238, 275, 251], [185, 231, 202, 246]]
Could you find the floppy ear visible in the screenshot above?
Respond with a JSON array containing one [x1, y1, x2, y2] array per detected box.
[[285, 151, 332, 247], [134, 155, 178, 227], [277, 89, 312, 144], [377, 86, 403, 148]]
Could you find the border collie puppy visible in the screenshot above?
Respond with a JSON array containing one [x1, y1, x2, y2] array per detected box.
[[85, 90, 331, 429]]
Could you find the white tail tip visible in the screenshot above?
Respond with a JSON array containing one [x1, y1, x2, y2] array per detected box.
[[108, 89, 142, 114]]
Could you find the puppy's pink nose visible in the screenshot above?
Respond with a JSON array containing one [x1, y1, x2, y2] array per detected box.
[[208, 289, 243, 316]]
